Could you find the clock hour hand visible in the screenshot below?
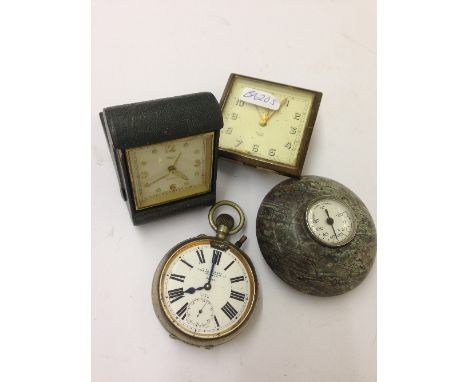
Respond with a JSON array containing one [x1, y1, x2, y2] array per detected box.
[[259, 98, 288, 126], [184, 286, 204, 294], [167, 164, 189, 181], [171, 169, 189, 180]]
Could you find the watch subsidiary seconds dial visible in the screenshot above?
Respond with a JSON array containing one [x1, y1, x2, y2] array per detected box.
[[152, 201, 258, 348], [219, 73, 322, 177], [306, 198, 357, 247]]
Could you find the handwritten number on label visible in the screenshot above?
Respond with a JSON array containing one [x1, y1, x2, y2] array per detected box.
[[243, 90, 275, 106], [240, 87, 280, 110]]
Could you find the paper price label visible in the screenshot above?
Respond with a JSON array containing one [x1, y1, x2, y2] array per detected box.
[[239, 87, 280, 110]]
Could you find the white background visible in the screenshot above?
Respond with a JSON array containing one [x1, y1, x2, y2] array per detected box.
[[92, 0, 375, 381], [2, 1, 467, 382]]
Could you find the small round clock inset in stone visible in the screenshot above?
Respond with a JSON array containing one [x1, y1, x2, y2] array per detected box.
[[306, 198, 357, 247], [256, 176, 376, 296]]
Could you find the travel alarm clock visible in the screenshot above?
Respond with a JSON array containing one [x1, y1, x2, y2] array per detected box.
[[100, 92, 223, 225], [219, 74, 322, 177]]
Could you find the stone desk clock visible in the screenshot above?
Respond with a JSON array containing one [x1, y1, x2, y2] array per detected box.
[[256, 176, 376, 296], [219, 73, 322, 177], [99, 92, 223, 225]]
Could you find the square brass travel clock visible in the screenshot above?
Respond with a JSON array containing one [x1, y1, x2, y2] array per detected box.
[[219, 74, 322, 177], [99, 92, 223, 225]]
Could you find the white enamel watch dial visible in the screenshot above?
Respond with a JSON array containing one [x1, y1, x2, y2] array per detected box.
[[306, 198, 357, 247], [158, 239, 256, 339]]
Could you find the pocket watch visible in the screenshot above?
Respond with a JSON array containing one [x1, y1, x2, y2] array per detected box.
[[219, 74, 322, 177], [99, 92, 223, 225], [256, 176, 376, 296], [152, 201, 258, 348]]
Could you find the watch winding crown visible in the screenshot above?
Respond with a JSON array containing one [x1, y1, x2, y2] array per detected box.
[[216, 213, 235, 229], [208, 200, 245, 241]]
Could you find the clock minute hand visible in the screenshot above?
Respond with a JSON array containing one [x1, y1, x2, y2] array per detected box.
[[325, 209, 339, 240], [144, 172, 170, 187], [206, 259, 216, 286], [184, 255, 218, 294], [173, 152, 181, 166]]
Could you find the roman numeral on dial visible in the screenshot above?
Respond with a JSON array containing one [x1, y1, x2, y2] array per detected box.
[[169, 274, 185, 282], [214, 315, 220, 328], [180, 259, 193, 268], [221, 301, 238, 320], [212, 250, 222, 265], [230, 290, 245, 302], [168, 288, 184, 303], [230, 276, 245, 283], [196, 249, 205, 264], [176, 302, 188, 319]]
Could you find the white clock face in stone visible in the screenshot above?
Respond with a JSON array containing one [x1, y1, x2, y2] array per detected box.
[[306, 198, 357, 247], [158, 239, 256, 339]]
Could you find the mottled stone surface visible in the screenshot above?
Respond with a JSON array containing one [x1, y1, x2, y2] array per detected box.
[[256, 176, 376, 296]]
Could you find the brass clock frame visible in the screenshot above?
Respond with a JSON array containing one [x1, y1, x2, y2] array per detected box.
[[219, 73, 322, 177], [125, 132, 214, 210]]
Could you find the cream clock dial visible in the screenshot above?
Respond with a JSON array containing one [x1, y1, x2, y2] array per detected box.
[[219, 74, 322, 177], [159, 239, 255, 338], [126, 132, 214, 210], [306, 198, 357, 247]]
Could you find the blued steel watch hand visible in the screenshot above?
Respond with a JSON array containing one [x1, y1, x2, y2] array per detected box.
[[197, 301, 208, 317], [325, 208, 339, 239], [184, 286, 204, 294], [205, 259, 216, 287], [185, 257, 217, 294]]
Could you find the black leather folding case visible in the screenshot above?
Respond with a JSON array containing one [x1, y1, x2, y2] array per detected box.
[[99, 92, 223, 225]]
